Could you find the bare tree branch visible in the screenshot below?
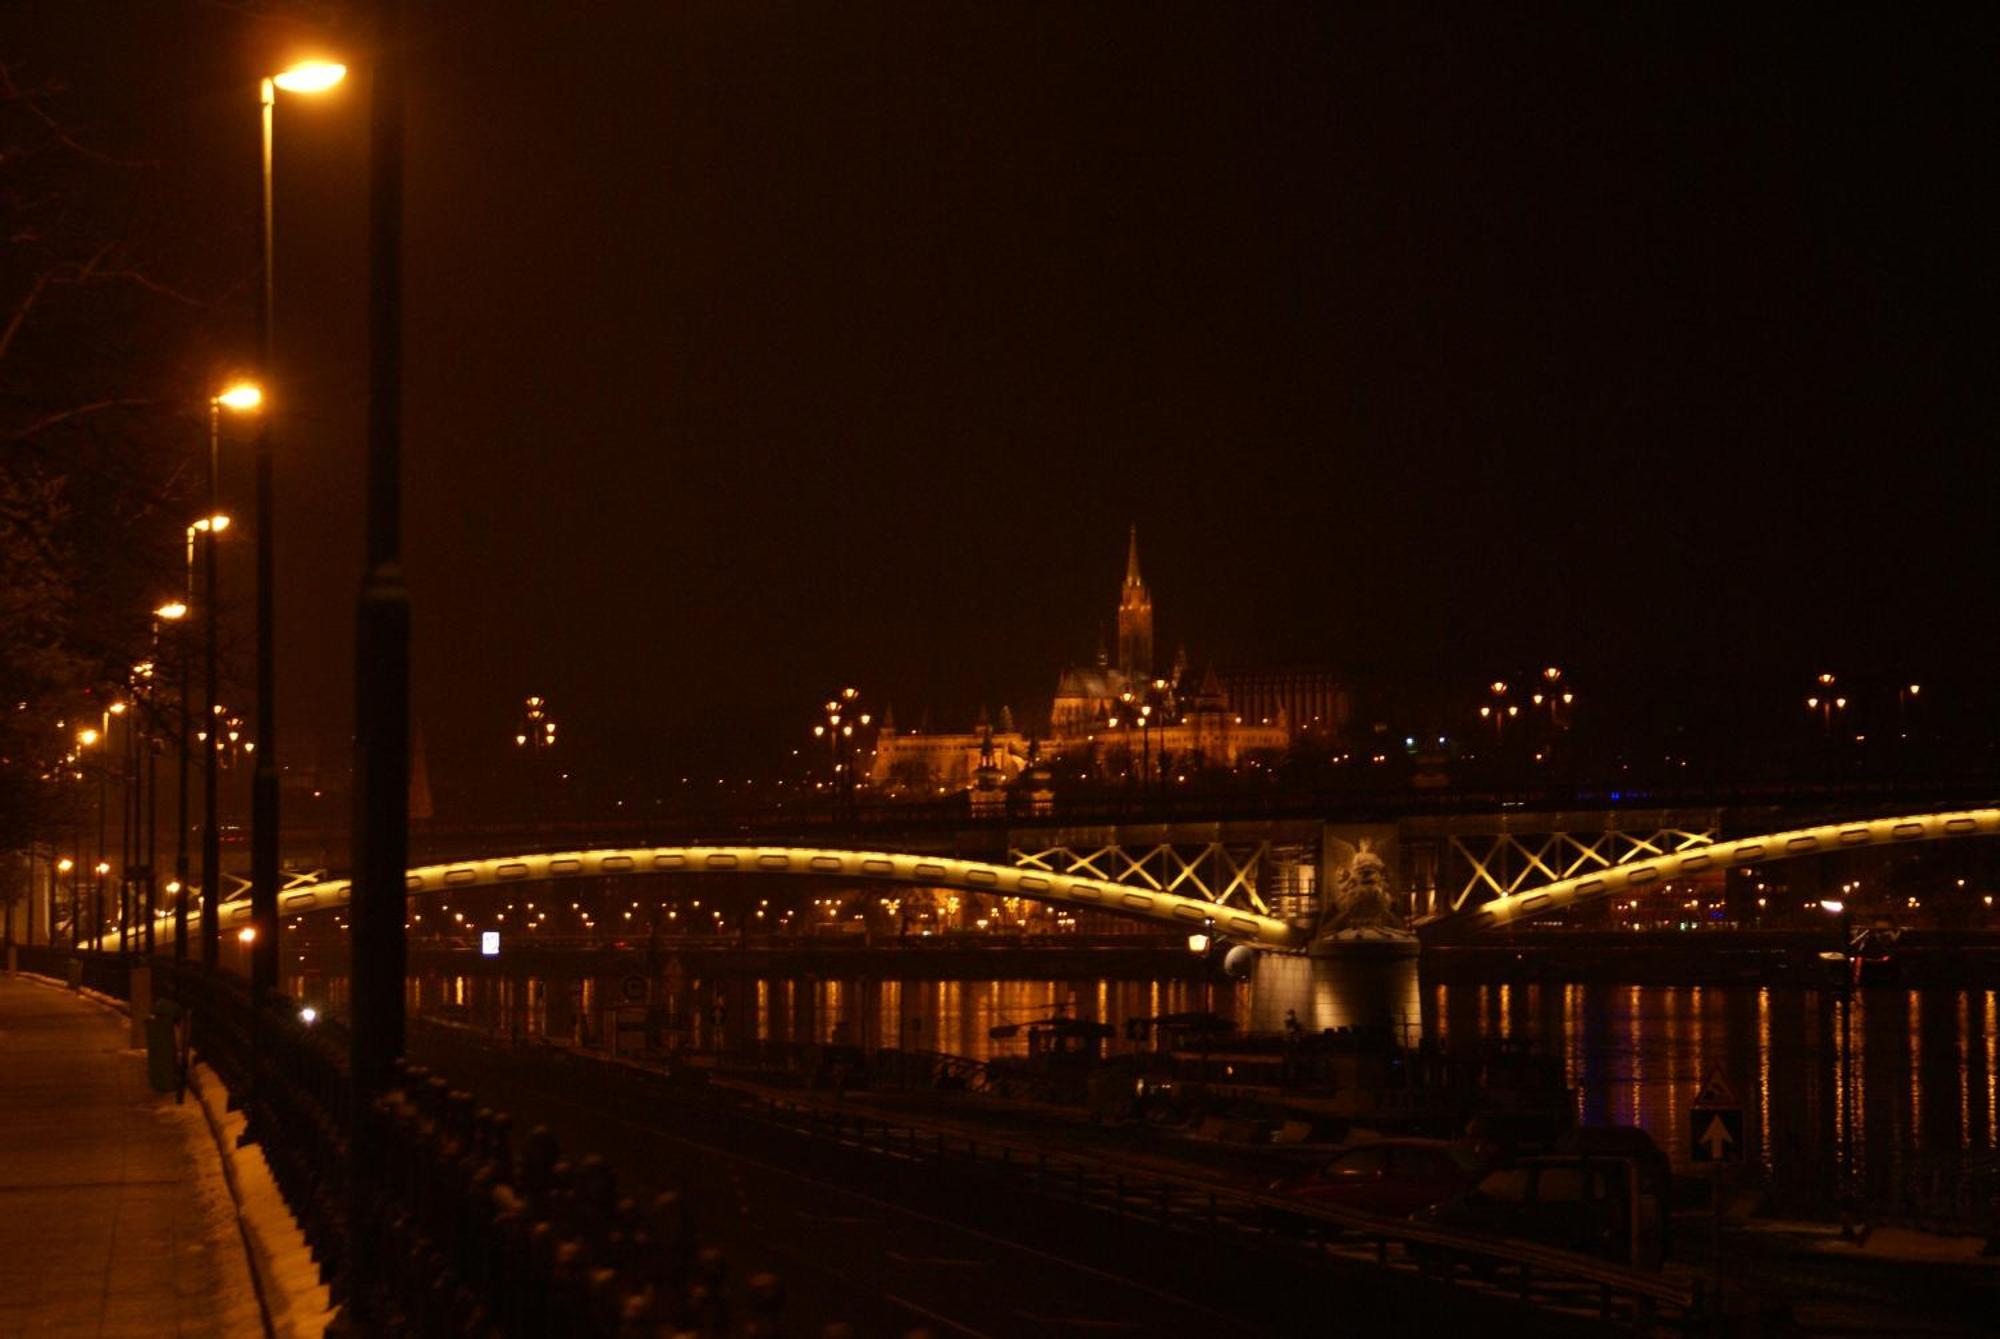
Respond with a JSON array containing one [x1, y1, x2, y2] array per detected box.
[[2, 398, 159, 442], [0, 62, 151, 168]]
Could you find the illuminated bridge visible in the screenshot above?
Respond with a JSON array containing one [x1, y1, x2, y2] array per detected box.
[[126, 804, 2000, 954]]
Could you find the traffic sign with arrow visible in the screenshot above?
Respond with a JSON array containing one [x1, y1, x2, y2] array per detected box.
[[1689, 1066, 1744, 1165]]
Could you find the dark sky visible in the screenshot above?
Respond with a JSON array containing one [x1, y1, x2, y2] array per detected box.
[[24, 4, 1999, 797]]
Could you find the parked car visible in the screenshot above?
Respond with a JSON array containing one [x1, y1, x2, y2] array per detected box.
[[1270, 1137, 1487, 1220], [1414, 1153, 1656, 1265]]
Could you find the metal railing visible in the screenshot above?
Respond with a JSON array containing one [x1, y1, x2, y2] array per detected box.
[[8, 950, 806, 1336]]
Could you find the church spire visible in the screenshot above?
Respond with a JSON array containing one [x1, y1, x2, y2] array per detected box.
[[1116, 524, 1154, 679]]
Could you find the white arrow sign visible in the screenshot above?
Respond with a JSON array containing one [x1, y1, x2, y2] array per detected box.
[[1699, 1113, 1735, 1161]]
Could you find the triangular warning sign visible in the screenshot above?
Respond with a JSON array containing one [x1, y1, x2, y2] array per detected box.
[[1692, 1067, 1739, 1108]]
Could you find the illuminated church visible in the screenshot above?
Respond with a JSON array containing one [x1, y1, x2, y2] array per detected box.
[[868, 529, 1350, 797]]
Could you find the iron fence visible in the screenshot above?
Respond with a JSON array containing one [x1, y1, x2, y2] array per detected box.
[[10, 951, 801, 1336]]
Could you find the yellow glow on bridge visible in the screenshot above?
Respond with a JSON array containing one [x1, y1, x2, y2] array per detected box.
[[1476, 808, 2000, 928], [162, 845, 1307, 951], [111, 809, 2000, 952]]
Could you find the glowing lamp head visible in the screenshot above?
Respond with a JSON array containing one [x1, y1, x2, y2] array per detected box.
[[272, 61, 347, 94], [298, 1006, 319, 1025], [237, 926, 257, 945], [108, 702, 127, 716], [94, 861, 110, 876], [155, 601, 188, 621], [1818, 899, 1845, 915], [57, 858, 74, 873], [77, 727, 100, 747], [214, 382, 263, 412]]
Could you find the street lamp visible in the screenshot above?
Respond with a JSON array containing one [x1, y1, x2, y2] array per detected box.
[[247, 59, 347, 1000], [179, 519, 219, 960], [205, 384, 259, 973], [815, 688, 870, 811], [56, 857, 75, 950], [514, 695, 558, 825], [1805, 673, 1847, 740]]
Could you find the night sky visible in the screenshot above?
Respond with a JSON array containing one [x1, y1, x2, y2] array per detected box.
[[19, 4, 1998, 800]]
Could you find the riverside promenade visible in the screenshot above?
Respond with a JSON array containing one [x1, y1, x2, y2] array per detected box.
[[0, 972, 265, 1338]]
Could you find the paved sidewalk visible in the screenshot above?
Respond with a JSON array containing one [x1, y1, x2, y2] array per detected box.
[[0, 973, 264, 1338]]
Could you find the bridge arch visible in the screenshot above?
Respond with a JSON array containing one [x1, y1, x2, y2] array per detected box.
[[1469, 807, 2000, 930], [209, 845, 1305, 950]]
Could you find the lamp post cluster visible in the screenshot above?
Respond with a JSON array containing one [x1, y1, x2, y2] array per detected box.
[[1476, 666, 1575, 761], [1107, 679, 1168, 788], [1806, 673, 1923, 735], [811, 687, 872, 810], [1479, 667, 1574, 741]]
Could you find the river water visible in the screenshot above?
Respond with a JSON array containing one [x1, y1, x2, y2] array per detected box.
[[307, 954, 2000, 1217]]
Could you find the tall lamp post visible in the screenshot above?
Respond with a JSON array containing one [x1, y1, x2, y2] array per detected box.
[[166, 568, 196, 960], [249, 59, 347, 1001], [206, 387, 259, 971], [139, 609, 184, 954], [349, 20, 410, 1320], [56, 857, 75, 949], [74, 719, 113, 949]]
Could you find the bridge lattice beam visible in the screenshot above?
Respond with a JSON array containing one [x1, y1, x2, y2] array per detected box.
[[1471, 808, 2000, 930], [1008, 842, 1273, 915], [1445, 827, 1718, 913]]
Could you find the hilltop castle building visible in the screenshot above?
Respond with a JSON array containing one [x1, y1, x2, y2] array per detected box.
[[868, 529, 1350, 797]]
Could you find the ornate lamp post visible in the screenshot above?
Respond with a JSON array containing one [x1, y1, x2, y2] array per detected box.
[[514, 695, 559, 829], [812, 688, 871, 811], [1805, 672, 1847, 738]]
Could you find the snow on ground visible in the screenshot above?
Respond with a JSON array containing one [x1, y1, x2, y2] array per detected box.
[[191, 1063, 337, 1339]]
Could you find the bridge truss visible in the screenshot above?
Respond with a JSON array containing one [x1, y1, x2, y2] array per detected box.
[[1441, 825, 1719, 915], [1008, 842, 1273, 916], [1472, 808, 2000, 928]]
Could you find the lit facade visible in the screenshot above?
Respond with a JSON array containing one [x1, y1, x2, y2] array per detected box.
[[869, 530, 1351, 796]]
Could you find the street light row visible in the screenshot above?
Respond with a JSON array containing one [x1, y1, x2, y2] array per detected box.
[[27, 58, 350, 977]]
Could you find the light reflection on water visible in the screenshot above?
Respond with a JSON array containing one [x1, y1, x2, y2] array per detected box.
[[308, 956, 1997, 1212]]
